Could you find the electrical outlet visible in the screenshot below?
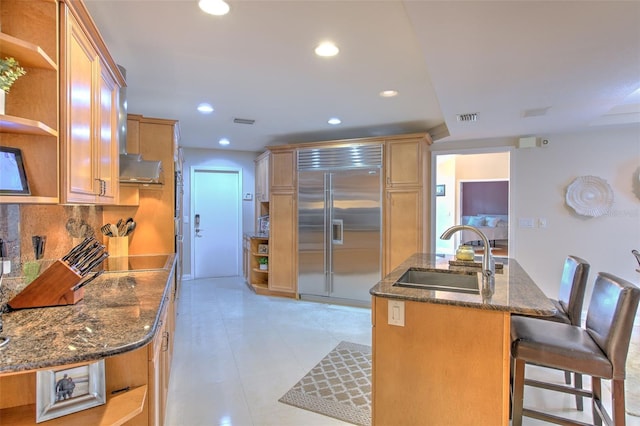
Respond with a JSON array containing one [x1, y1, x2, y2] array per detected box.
[[388, 300, 405, 327], [1, 259, 11, 275]]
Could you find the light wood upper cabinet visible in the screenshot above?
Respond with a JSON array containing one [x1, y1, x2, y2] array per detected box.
[[270, 149, 296, 191], [96, 64, 119, 202], [385, 137, 424, 187], [382, 135, 430, 276], [266, 147, 297, 294], [0, 0, 59, 204], [59, 1, 123, 205], [103, 115, 180, 255]]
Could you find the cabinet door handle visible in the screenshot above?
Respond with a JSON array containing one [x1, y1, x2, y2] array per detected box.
[[161, 331, 170, 352]]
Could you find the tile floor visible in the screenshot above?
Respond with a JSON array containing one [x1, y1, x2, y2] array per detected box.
[[164, 276, 640, 426]]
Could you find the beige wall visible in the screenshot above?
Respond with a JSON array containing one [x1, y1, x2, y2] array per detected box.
[[455, 152, 509, 181], [433, 125, 640, 305]]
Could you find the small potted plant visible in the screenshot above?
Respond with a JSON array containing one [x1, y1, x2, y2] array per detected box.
[[258, 257, 268, 270], [0, 57, 26, 114]]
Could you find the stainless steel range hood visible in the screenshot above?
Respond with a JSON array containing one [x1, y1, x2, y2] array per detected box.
[[117, 65, 163, 184], [120, 154, 162, 183]]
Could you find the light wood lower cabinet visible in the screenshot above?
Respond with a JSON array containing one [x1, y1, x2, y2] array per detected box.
[[0, 297, 176, 426], [383, 188, 423, 276], [268, 192, 297, 294], [372, 297, 511, 425], [148, 298, 171, 426]]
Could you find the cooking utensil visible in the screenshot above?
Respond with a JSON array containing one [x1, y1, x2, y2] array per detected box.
[[61, 236, 108, 275], [124, 220, 136, 236], [110, 223, 119, 238], [74, 244, 104, 272], [62, 237, 93, 262], [32, 236, 46, 260], [71, 269, 105, 291], [100, 224, 113, 237], [78, 252, 109, 276]]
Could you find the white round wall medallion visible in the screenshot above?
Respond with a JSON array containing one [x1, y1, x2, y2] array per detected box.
[[565, 175, 614, 217]]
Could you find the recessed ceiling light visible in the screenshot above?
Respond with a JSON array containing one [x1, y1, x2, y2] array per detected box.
[[379, 90, 398, 98], [219, 138, 230, 146], [315, 42, 339, 57], [328, 118, 341, 125], [197, 103, 214, 114], [199, 0, 230, 16]]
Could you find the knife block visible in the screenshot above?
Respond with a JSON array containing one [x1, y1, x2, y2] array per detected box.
[[8, 260, 84, 310]]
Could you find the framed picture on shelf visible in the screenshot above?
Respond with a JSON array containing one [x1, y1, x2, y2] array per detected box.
[[0, 146, 30, 195], [36, 360, 106, 422], [258, 215, 270, 235], [258, 244, 269, 254]]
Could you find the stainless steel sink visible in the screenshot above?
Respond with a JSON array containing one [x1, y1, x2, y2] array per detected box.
[[393, 267, 480, 294]]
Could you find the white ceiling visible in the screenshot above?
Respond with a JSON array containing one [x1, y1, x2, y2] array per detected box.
[[84, 0, 640, 152]]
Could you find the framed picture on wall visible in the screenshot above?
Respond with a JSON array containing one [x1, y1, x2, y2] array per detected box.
[[435, 184, 446, 197], [36, 360, 106, 422]]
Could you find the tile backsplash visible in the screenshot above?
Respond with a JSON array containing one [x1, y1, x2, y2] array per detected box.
[[0, 204, 103, 279]]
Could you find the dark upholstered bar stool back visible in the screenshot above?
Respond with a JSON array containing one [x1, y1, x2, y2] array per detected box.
[[556, 255, 590, 326], [511, 272, 640, 426], [513, 255, 590, 410]]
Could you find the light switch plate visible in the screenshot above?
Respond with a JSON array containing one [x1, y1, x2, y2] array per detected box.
[[388, 300, 405, 326]]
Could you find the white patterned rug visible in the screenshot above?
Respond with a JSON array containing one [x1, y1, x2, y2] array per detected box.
[[279, 341, 371, 426]]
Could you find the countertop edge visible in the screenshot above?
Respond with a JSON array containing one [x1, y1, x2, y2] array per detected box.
[[0, 255, 177, 374]]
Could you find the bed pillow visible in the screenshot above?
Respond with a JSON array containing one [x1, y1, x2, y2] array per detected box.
[[467, 216, 485, 227], [485, 216, 501, 227]]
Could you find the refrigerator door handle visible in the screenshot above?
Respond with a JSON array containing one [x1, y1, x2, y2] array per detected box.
[[332, 219, 344, 245]]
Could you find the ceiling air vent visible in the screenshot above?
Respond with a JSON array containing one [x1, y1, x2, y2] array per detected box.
[[457, 113, 478, 122], [233, 118, 255, 125]]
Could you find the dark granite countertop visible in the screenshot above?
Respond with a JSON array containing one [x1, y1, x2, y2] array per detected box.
[[370, 253, 555, 316], [0, 254, 176, 374]]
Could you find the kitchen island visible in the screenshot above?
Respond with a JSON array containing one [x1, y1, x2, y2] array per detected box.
[[0, 254, 176, 425], [369, 253, 555, 426]]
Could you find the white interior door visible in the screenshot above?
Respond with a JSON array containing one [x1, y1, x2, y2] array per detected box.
[[192, 167, 241, 279]]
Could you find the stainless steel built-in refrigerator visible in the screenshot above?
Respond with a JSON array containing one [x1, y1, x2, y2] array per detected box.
[[297, 145, 382, 305]]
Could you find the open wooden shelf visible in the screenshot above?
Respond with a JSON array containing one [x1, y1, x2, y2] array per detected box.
[[0, 385, 146, 426], [0, 32, 57, 70], [0, 195, 58, 204], [0, 114, 58, 137]]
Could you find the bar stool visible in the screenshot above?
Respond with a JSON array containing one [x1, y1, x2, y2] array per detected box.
[[513, 255, 590, 410], [510, 272, 640, 426]]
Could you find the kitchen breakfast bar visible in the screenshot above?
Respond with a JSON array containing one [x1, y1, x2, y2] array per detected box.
[[0, 254, 176, 425], [370, 253, 556, 425]]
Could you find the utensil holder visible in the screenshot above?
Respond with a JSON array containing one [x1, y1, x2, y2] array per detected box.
[[107, 236, 129, 271], [8, 260, 84, 309]]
